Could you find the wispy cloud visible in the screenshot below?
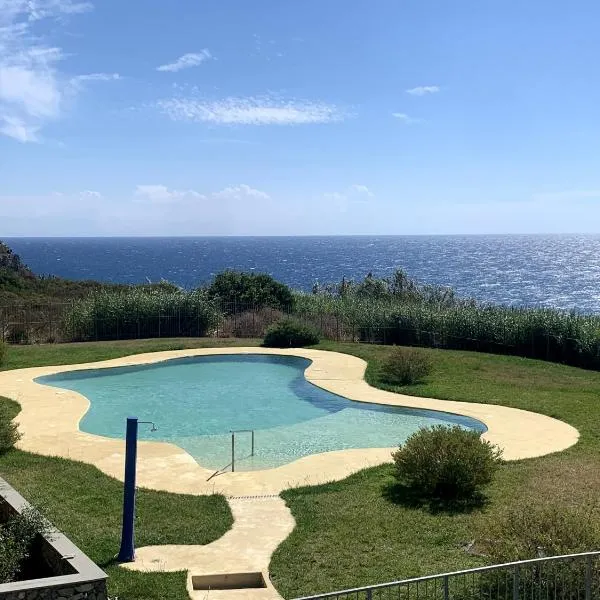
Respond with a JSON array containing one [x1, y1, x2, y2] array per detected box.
[[157, 50, 212, 73], [134, 184, 205, 203], [213, 184, 270, 201], [71, 72, 121, 83], [135, 183, 270, 204], [156, 93, 348, 125], [79, 189, 102, 198], [349, 184, 374, 198], [392, 113, 423, 125], [324, 184, 375, 211], [20, 0, 93, 20], [0, 0, 98, 142], [406, 85, 440, 96]]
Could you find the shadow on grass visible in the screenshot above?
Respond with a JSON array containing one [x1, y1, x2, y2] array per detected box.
[[382, 481, 488, 515]]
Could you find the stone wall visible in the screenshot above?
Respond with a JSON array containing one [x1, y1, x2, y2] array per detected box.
[[0, 579, 107, 600]]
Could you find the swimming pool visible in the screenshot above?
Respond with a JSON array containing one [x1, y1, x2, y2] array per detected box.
[[37, 355, 486, 471]]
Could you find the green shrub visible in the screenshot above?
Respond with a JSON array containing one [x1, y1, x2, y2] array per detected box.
[[0, 341, 6, 367], [392, 425, 502, 504], [263, 319, 320, 348], [481, 502, 600, 562], [207, 270, 294, 310], [0, 401, 20, 453], [380, 347, 432, 385], [0, 506, 49, 583]]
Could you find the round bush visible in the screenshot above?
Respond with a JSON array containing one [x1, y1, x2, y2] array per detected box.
[[380, 347, 432, 385], [207, 270, 294, 310], [392, 425, 502, 503], [263, 319, 320, 348]]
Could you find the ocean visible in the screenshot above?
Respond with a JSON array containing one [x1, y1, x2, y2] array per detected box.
[[5, 235, 600, 313]]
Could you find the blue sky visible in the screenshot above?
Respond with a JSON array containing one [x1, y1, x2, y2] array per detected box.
[[1, 0, 600, 236]]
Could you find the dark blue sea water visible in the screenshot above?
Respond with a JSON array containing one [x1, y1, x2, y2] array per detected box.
[[5, 235, 600, 313]]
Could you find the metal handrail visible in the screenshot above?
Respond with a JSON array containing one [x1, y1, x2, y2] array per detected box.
[[230, 429, 255, 472], [292, 550, 600, 600]]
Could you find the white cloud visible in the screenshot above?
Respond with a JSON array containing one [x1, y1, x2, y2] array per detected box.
[[0, 115, 40, 141], [392, 112, 423, 125], [156, 94, 348, 125], [323, 185, 375, 210], [0, 0, 99, 142], [79, 189, 102, 198], [406, 85, 440, 96], [212, 184, 270, 201], [71, 72, 121, 84], [350, 184, 374, 198], [157, 50, 212, 73], [20, 0, 93, 21], [134, 184, 205, 203], [135, 183, 270, 204]]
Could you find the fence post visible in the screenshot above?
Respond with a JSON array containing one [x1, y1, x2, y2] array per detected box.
[[585, 555, 592, 600], [366, 589, 373, 600], [443, 575, 449, 600], [512, 564, 520, 600]]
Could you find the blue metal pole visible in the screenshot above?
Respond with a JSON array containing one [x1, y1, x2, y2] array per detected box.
[[117, 417, 138, 562]]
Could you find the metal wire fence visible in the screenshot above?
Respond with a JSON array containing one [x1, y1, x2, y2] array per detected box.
[[1, 302, 600, 370], [293, 552, 600, 600]]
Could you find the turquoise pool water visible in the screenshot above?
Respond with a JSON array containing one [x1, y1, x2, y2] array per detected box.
[[37, 355, 486, 471]]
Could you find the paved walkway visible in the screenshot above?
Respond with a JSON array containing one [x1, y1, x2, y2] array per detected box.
[[122, 496, 294, 600], [0, 347, 581, 599]]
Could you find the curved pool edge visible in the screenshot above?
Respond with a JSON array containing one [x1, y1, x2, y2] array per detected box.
[[0, 347, 580, 497]]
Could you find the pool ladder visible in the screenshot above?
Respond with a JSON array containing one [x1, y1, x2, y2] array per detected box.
[[207, 429, 255, 480]]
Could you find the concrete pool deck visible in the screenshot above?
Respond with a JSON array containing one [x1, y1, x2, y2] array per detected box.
[[0, 347, 580, 599]]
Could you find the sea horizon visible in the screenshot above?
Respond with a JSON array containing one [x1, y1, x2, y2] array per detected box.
[[5, 234, 600, 313]]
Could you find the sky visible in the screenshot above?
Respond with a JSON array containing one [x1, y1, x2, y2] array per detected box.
[[1, 0, 600, 236]]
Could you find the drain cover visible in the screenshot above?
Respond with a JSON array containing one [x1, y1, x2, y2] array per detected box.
[[192, 572, 267, 590]]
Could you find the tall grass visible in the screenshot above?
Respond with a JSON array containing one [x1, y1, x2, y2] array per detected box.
[[8, 268, 600, 371], [64, 288, 223, 341], [295, 292, 600, 369]]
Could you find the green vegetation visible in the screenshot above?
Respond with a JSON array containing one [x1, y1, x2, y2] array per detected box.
[[299, 271, 600, 370], [0, 400, 20, 452], [263, 318, 320, 348], [482, 501, 600, 563], [0, 337, 260, 371], [0, 447, 233, 599], [207, 270, 295, 310], [0, 341, 6, 367], [0, 310, 599, 597], [2, 234, 600, 373], [392, 425, 502, 506], [64, 287, 222, 341], [0, 505, 50, 583], [271, 342, 600, 598], [380, 346, 432, 385]]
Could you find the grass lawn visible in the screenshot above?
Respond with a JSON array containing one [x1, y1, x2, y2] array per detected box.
[[0, 338, 261, 600], [270, 343, 600, 598], [2, 339, 600, 599]]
